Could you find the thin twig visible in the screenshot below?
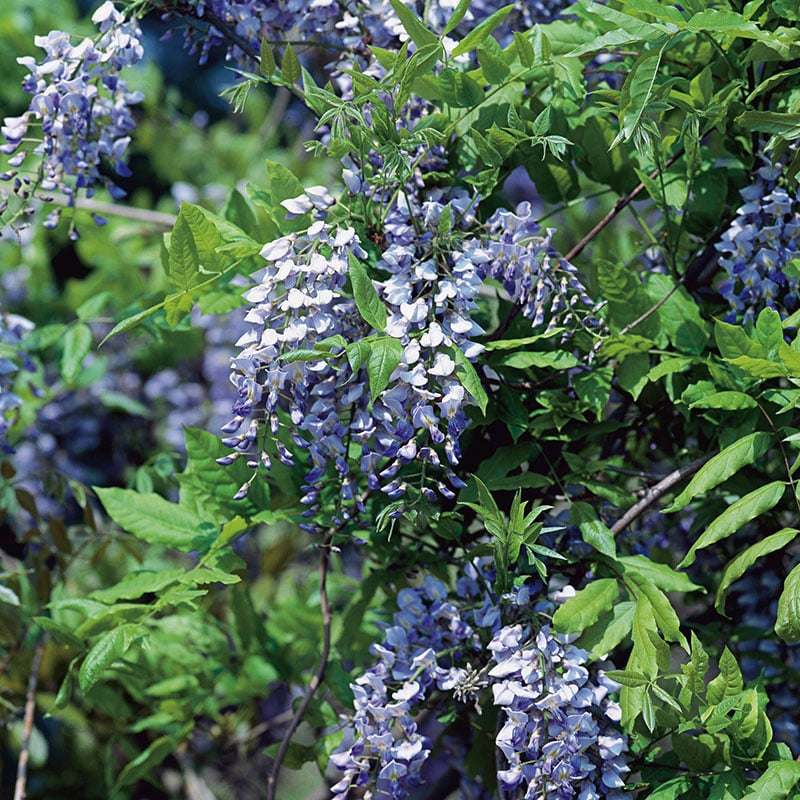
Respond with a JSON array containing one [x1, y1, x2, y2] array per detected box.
[[757, 402, 800, 516], [610, 456, 711, 536], [266, 530, 334, 800], [565, 150, 684, 263], [36, 193, 176, 229], [490, 150, 685, 341], [616, 276, 685, 338], [13, 634, 45, 800]]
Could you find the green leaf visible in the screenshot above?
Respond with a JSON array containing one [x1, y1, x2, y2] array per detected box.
[[596, 260, 660, 339], [367, 336, 403, 399], [349, 254, 387, 332], [552, 578, 618, 634], [442, 0, 472, 35], [680, 482, 786, 567], [61, 323, 93, 384], [168, 213, 201, 294], [78, 624, 139, 693], [685, 9, 761, 37], [179, 427, 271, 523], [513, 30, 535, 68], [614, 42, 666, 145], [735, 111, 800, 140], [33, 617, 83, 651], [715, 319, 766, 360], [647, 777, 695, 800], [281, 44, 301, 84], [260, 39, 276, 76], [716, 528, 798, 614], [177, 203, 228, 274], [24, 323, 68, 350], [89, 569, 185, 603], [776, 562, 800, 643], [346, 340, 372, 372], [576, 600, 635, 658], [164, 292, 195, 327], [99, 304, 163, 346], [645, 273, 709, 353], [582, 1, 671, 41], [635, 579, 687, 648], [741, 760, 800, 799], [707, 647, 743, 704], [388, 0, 438, 48], [76, 292, 112, 321], [618, 555, 703, 592], [665, 432, 772, 512], [95, 487, 215, 551], [452, 4, 514, 57], [605, 669, 650, 688], [689, 391, 757, 410], [500, 351, 580, 369], [438, 68, 484, 107], [452, 347, 488, 414], [570, 501, 616, 558], [478, 46, 510, 83], [114, 728, 191, 791]]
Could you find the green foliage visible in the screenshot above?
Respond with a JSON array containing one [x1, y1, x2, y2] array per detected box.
[[7, 0, 800, 796]]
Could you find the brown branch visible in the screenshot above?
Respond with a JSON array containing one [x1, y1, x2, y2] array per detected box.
[[266, 530, 334, 800], [490, 149, 685, 341], [13, 634, 45, 800], [610, 455, 711, 537], [616, 276, 684, 338]]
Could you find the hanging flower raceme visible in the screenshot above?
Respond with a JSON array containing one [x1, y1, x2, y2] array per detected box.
[[715, 158, 800, 322], [330, 564, 632, 800], [160, 0, 341, 69], [469, 201, 594, 329], [222, 185, 485, 518], [223, 177, 600, 516], [0, 1, 143, 220]]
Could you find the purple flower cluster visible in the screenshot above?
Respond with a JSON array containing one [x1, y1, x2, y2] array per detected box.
[[222, 186, 483, 516], [161, 0, 341, 69], [222, 188, 371, 519], [1, 2, 143, 215], [489, 623, 631, 799], [330, 566, 632, 799], [715, 159, 800, 322], [224, 184, 598, 510], [330, 574, 479, 799], [469, 202, 594, 329], [0, 312, 36, 453]]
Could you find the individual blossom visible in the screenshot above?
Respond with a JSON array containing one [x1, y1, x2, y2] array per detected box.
[[715, 157, 800, 322], [1, 2, 144, 217]]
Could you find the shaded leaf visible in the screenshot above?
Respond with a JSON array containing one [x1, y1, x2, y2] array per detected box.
[[349, 254, 387, 332], [665, 433, 772, 512], [552, 578, 618, 634], [716, 528, 798, 614], [776, 562, 800, 643], [78, 624, 139, 693], [680, 482, 786, 567]]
